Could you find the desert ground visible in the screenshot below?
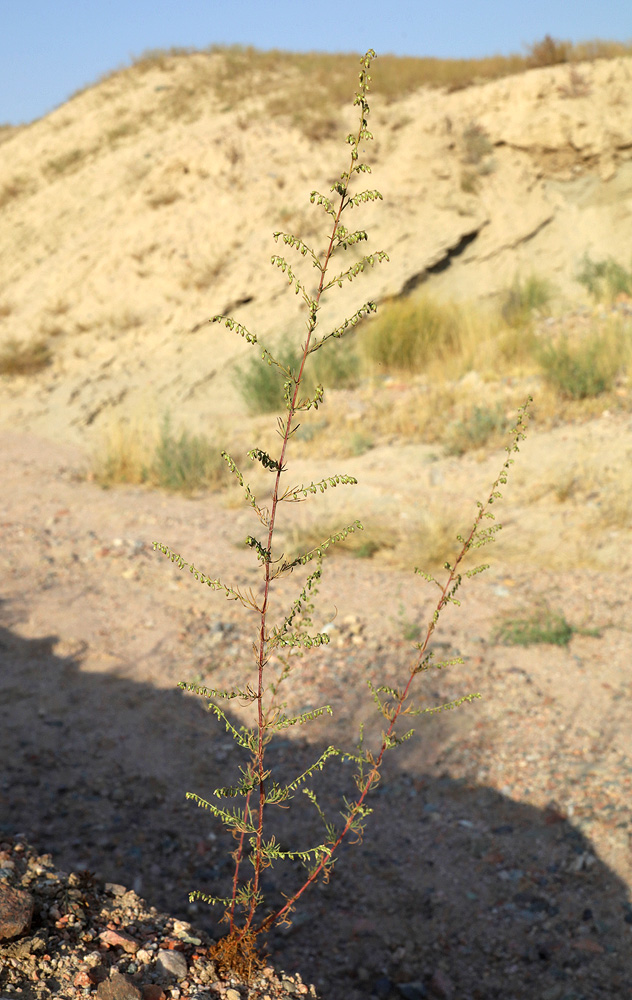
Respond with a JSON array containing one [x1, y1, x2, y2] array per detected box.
[[1, 45, 632, 1000]]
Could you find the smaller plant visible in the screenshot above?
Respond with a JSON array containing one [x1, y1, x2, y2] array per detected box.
[[460, 170, 479, 194], [444, 403, 510, 456], [150, 413, 225, 492], [0, 174, 36, 209], [462, 122, 493, 164], [235, 335, 359, 415], [501, 274, 553, 327], [492, 602, 600, 647], [0, 337, 52, 375], [526, 34, 570, 68], [45, 148, 86, 176], [576, 254, 632, 303], [94, 411, 225, 494], [394, 601, 423, 643], [558, 66, 591, 99], [538, 331, 621, 400], [360, 295, 465, 373]]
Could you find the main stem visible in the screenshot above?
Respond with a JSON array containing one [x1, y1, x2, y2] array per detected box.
[[234, 120, 365, 939]]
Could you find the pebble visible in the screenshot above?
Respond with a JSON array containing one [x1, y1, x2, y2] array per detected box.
[[156, 947, 188, 979]]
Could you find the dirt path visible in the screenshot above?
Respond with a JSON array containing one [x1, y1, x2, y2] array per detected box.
[[1, 429, 632, 999]]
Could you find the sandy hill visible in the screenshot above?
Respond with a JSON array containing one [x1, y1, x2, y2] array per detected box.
[[0, 49, 631, 449]]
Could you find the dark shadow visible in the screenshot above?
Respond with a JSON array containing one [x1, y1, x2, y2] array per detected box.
[[1, 616, 630, 1000]]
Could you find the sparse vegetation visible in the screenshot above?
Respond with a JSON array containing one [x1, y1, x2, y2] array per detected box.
[[45, 148, 86, 176], [93, 411, 225, 494], [64, 35, 632, 144], [537, 327, 625, 400], [444, 404, 510, 456], [492, 602, 600, 647], [576, 253, 632, 303], [0, 174, 36, 209], [501, 274, 554, 327], [462, 122, 493, 164]]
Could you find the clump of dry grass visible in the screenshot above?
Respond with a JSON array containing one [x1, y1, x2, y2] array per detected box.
[[0, 174, 36, 209], [91, 411, 226, 495], [0, 337, 52, 375], [45, 148, 86, 177], [358, 294, 490, 378]]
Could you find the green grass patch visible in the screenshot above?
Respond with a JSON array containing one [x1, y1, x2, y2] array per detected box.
[[492, 603, 601, 647]]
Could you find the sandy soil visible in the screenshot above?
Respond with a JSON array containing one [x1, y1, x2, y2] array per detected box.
[[1, 427, 631, 998]]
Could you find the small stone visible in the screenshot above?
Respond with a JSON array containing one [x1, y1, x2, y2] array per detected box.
[[156, 947, 188, 979], [96, 971, 143, 1000], [0, 884, 34, 940], [74, 969, 94, 988], [99, 928, 140, 953], [105, 883, 128, 896], [142, 986, 167, 1000], [225, 990, 241, 1000]]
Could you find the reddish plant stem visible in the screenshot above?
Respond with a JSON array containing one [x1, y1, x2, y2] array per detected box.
[[233, 118, 364, 938]]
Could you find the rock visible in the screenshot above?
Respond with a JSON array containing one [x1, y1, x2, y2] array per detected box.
[[99, 927, 140, 953], [0, 884, 34, 940], [156, 947, 188, 979], [96, 970, 143, 999], [141, 986, 167, 1000]]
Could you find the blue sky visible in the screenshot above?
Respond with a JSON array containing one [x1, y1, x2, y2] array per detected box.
[[2, 0, 632, 125]]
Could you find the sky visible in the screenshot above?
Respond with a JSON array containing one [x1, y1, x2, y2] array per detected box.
[[2, 0, 632, 125]]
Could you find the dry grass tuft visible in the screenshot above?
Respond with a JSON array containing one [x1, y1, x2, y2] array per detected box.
[[0, 337, 53, 376]]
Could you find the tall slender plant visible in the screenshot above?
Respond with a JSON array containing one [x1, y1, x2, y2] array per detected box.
[[153, 49, 531, 977]]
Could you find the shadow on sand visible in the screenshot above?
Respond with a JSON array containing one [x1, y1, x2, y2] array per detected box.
[[1, 615, 630, 999]]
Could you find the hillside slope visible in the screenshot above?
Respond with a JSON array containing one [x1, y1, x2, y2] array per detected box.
[[0, 50, 632, 445]]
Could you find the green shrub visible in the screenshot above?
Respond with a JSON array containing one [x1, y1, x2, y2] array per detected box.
[[235, 334, 359, 414], [95, 411, 224, 494], [576, 254, 632, 303], [149, 413, 225, 492], [444, 403, 510, 456], [538, 331, 621, 399]]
